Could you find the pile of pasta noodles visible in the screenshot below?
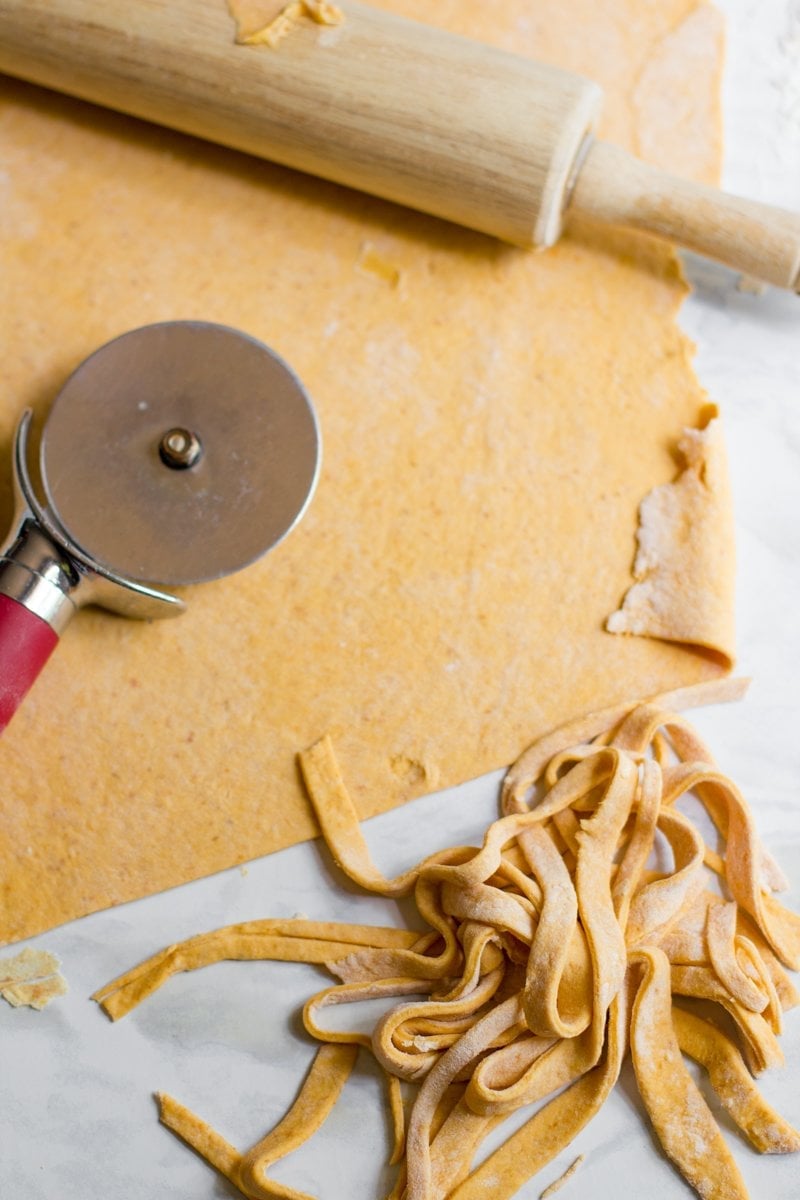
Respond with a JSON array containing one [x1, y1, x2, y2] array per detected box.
[[94, 680, 800, 1199]]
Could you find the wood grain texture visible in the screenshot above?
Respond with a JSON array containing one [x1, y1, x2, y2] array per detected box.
[[0, 0, 601, 246], [0, 0, 797, 284]]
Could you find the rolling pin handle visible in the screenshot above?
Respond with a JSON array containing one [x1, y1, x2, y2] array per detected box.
[[0, 592, 59, 731], [0, 1, 797, 288], [569, 140, 800, 292]]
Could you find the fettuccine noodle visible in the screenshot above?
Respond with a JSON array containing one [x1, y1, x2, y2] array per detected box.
[[94, 678, 800, 1199]]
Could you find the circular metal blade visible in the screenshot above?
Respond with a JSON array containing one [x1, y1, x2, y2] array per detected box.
[[40, 322, 320, 586]]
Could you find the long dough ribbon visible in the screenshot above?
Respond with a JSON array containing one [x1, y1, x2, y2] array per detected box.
[[95, 680, 799, 1200]]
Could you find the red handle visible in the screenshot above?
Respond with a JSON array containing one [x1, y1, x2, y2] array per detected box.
[[0, 593, 59, 731]]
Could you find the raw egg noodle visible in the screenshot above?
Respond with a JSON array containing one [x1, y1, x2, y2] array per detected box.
[[94, 679, 800, 1199]]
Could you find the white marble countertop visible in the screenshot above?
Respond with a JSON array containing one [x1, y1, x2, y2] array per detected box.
[[2, 2, 800, 1197]]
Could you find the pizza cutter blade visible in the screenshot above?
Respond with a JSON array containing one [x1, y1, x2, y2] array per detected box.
[[0, 321, 321, 731]]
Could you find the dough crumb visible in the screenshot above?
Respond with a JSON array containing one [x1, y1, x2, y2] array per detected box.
[[389, 752, 437, 786], [357, 243, 402, 288], [606, 406, 735, 667], [0, 947, 68, 1010], [540, 1154, 586, 1197], [228, 0, 344, 48], [736, 274, 768, 296]]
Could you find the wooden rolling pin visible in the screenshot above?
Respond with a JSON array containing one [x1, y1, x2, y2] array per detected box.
[[1, 0, 799, 290]]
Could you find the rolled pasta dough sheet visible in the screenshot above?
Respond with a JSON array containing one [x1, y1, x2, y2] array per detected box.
[[0, 0, 729, 943]]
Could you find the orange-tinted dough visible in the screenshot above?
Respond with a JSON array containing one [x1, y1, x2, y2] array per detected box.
[[228, 0, 343, 46], [96, 686, 800, 1200], [607, 407, 735, 664], [0, 0, 728, 944]]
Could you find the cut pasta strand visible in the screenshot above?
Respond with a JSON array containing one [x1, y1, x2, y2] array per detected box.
[[96, 680, 798, 1200]]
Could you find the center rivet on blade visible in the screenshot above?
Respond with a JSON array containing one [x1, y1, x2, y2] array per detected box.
[[158, 427, 203, 470]]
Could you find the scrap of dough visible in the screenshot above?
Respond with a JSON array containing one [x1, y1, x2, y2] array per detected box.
[[539, 1154, 585, 1198], [606, 408, 735, 666], [228, 0, 343, 46], [357, 242, 402, 288], [0, 946, 67, 1010], [0, 0, 731, 944]]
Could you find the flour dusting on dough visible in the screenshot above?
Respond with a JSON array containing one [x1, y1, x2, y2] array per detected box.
[[631, 4, 724, 184], [606, 407, 735, 667], [228, 0, 344, 47], [0, 947, 67, 1010]]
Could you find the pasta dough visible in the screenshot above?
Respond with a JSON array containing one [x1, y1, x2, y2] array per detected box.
[[607, 407, 735, 664], [229, 0, 343, 46], [0, 0, 729, 944], [94, 681, 800, 1200]]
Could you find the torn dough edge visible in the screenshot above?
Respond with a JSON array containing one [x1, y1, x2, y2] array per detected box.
[[606, 405, 735, 668]]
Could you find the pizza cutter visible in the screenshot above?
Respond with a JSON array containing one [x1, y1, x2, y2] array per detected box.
[[0, 321, 320, 731]]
